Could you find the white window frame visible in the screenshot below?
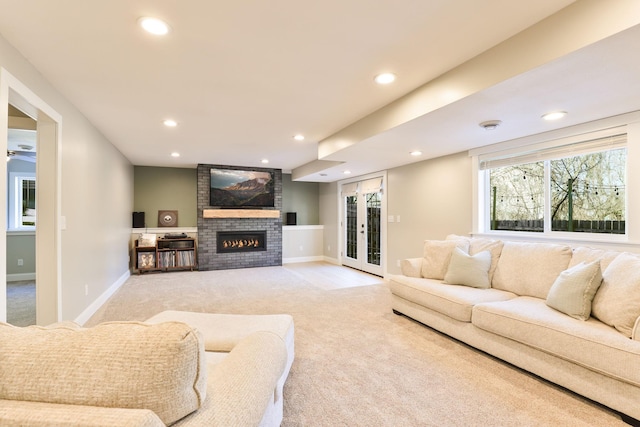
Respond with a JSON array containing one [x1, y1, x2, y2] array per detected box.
[[470, 112, 640, 247], [8, 172, 36, 231]]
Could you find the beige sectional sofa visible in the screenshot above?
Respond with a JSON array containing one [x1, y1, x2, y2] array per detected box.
[[0, 310, 294, 427], [388, 235, 640, 423]]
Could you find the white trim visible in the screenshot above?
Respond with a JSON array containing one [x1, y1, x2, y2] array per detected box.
[[6, 230, 35, 236], [282, 255, 325, 264], [471, 232, 640, 253], [322, 256, 340, 265], [132, 227, 197, 234], [7, 273, 36, 282], [283, 225, 323, 231], [75, 269, 131, 326]]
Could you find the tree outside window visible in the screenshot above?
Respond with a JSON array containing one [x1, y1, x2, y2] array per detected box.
[[488, 148, 626, 234]]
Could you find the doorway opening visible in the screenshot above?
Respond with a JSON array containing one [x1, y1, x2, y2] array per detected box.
[[1, 67, 61, 325], [6, 104, 37, 326]]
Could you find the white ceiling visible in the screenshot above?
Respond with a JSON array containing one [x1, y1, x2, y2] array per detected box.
[[1, 1, 639, 182]]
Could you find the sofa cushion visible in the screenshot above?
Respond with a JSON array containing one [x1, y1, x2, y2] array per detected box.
[[421, 239, 469, 280], [472, 297, 640, 388], [491, 241, 572, 298], [469, 238, 503, 282], [444, 248, 491, 289], [546, 260, 603, 321], [146, 311, 294, 354], [592, 252, 640, 338], [0, 399, 165, 427], [388, 274, 516, 322], [0, 321, 207, 426], [400, 258, 423, 278], [568, 246, 620, 271]]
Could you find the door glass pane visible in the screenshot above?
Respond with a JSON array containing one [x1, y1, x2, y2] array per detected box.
[[366, 192, 381, 266], [345, 195, 357, 259]]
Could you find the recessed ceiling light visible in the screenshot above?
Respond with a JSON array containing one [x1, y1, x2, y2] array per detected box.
[[163, 119, 178, 127], [293, 134, 305, 141], [261, 159, 269, 164], [139, 17, 171, 35], [410, 150, 422, 156], [479, 120, 501, 130], [542, 111, 567, 121], [374, 73, 396, 85], [170, 152, 180, 158], [344, 170, 351, 175]]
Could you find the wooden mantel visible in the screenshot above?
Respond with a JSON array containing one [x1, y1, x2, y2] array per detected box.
[[203, 209, 281, 219]]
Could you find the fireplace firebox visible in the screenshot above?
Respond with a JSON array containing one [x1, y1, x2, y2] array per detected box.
[[217, 230, 267, 254]]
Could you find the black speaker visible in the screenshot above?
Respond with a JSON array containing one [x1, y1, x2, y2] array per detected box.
[[132, 212, 145, 228], [286, 212, 297, 225]]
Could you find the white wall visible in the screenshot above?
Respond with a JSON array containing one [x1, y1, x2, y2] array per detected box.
[[386, 152, 472, 274], [0, 33, 134, 322], [318, 152, 472, 275]]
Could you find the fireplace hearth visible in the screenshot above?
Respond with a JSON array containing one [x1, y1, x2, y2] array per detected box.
[[217, 230, 267, 254]]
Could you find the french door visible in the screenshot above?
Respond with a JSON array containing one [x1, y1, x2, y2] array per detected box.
[[341, 177, 384, 276]]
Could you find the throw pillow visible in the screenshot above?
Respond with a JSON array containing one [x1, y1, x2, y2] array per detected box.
[[444, 248, 492, 289], [545, 260, 603, 320], [469, 238, 504, 283], [421, 239, 469, 280], [592, 252, 640, 337]]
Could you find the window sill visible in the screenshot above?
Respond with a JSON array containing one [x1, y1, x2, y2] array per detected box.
[[7, 229, 36, 236], [471, 230, 638, 249]]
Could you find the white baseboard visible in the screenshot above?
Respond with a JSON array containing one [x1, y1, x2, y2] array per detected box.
[[7, 273, 36, 282], [322, 256, 340, 265], [75, 270, 130, 326], [282, 255, 325, 264]]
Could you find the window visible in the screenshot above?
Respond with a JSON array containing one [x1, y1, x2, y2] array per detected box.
[[8, 172, 36, 230], [481, 133, 626, 235], [18, 176, 36, 228]]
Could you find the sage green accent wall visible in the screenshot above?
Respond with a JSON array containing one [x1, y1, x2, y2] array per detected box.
[[134, 166, 197, 227], [6, 233, 35, 276], [282, 174, 320, 225], [133, 169, 319, 228]]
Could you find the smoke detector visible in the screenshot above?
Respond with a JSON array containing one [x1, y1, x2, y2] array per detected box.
[[479, 120, 501, 130]]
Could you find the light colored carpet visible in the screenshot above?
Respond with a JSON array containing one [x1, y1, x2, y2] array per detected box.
[[86, 264, 625, 426], [6, 281, 36, 326]]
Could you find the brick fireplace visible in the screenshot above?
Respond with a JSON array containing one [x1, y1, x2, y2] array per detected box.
[[197, 164, 282, 270]]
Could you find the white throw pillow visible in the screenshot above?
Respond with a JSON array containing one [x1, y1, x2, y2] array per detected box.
[[421, 239, 469, 280], [444, 248, 492, 289], [592, 252, 640, 337], [546, 260, 603, 321]]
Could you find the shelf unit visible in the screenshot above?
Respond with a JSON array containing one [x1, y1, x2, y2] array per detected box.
[[135, 237, 197, 273]]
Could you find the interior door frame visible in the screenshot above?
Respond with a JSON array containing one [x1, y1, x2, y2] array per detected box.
[[0, 68, 62, 324], [338, 171, 387, 276]]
